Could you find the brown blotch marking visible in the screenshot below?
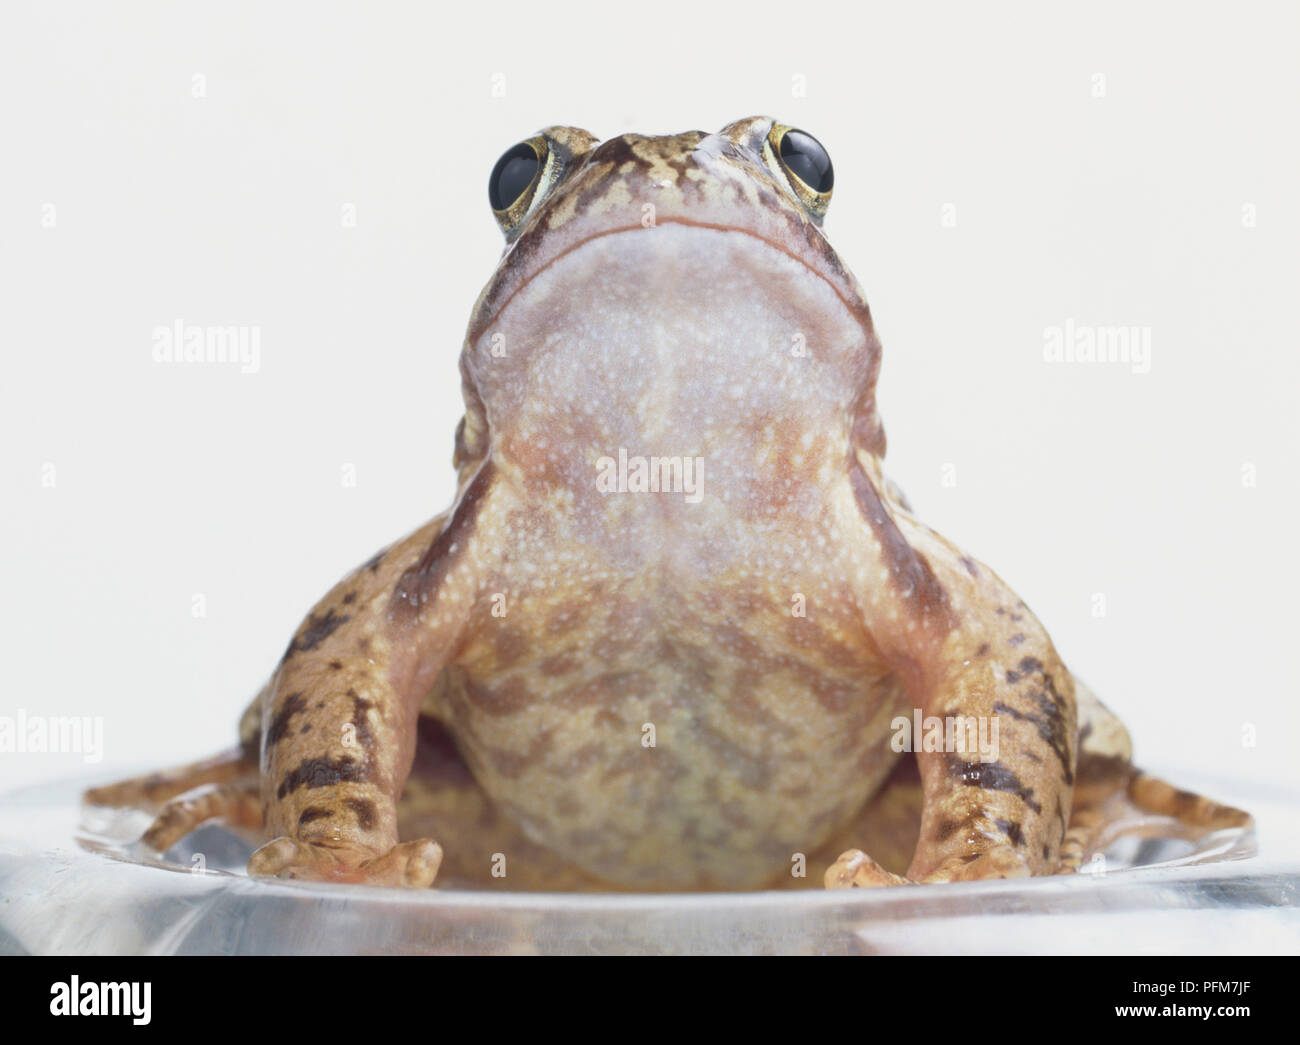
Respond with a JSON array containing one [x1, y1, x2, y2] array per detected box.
[[481, 730, 555, 780], [342, 592, 357, 605], [298, 806, 330, 827], [1042, 843, 1050, 860], [1076, 752, 1131, 785], [299, 723, 312, 735], [934, 818, 961, 842], [277, 756, 368, 800], [975, 642, 990, 657], [343, 797, 378, 831], [809, 674, 862, 714], [1172, 789, 1203, 817], [558, 673, 639, 710], [283, 607, 351, 661], [695, 722, 771, 790], [1007, 633, 1026, 647], [848, 458, 953, 625], [593, 707, 623, 729], [266, 692, 307, 746], [465, 676, 535, 717], [328, 660, 343, 671], [392, 461, 495, 619], [728, 679, 796, 735], [947, 755, 1042, 814], [539, 653, 579, 677], [363, 547, 387, 572], [489, 625, 531, 670], [1005, 655, 1045, 684], [349, 690, 376, 751], [994, 817, 1024, 847], [959, 556, 979, 578]]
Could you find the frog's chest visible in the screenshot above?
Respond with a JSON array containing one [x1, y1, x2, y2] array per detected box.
[[436, 551, 909, 888]]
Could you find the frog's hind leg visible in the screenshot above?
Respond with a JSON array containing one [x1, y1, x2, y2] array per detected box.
[[84, 745, 258, 810], [140, 779, 264, 853], [1126, 771, 1252, 832], [1055, 677, 1252, 873]]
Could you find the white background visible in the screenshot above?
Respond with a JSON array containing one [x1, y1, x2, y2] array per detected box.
[[2, 0, 1296, 808]]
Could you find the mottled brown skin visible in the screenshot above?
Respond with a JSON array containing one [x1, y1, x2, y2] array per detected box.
[[86, 117, 1251, 890]]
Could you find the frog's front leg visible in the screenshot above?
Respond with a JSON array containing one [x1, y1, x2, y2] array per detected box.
[[829, 456, 1077, 887], [249, 468, 497, 887]]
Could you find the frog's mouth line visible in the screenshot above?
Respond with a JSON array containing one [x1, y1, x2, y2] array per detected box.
[[476, 218, 871, 342]]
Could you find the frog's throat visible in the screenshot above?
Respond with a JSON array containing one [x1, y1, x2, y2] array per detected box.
[[454, 220, 888, 488], [469, 217, 874, 349]]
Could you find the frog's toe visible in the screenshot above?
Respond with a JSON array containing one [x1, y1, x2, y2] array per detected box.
[[247, 836, 315, 879], [358, 838, 443, 888], [824, 849, 911, 889], [248, 836, 442, 888]]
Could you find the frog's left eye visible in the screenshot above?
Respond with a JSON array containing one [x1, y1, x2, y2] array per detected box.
[[488, 136, 552, 238], [764, 124, 834, 221]]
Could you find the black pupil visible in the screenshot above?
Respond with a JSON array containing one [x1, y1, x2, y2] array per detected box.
[[778, 129, 833, 194], [489, 142, 540, 211]]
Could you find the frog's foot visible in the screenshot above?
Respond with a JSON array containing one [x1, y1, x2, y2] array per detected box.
[[141, 781, 262, 853], [84, 747, 256, 809], [824, 849, 910, 889], [1053, 770, 1254, 875], [247, 836, 443, 888]]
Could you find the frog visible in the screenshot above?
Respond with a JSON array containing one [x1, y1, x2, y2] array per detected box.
[[85, 117, 1251, 891]]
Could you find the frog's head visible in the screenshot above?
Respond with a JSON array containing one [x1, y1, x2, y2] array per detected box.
[[453, 117, 886, 487]]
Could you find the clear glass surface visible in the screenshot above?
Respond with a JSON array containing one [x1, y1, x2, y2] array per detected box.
[[1, 774, 1295, 955]]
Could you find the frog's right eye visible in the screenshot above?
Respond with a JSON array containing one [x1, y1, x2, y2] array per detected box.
[[488, 136, 551, 237]]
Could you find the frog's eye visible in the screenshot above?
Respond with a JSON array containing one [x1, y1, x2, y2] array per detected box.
[[765, 125, 834, 221], [488, 136, 552, 237]]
